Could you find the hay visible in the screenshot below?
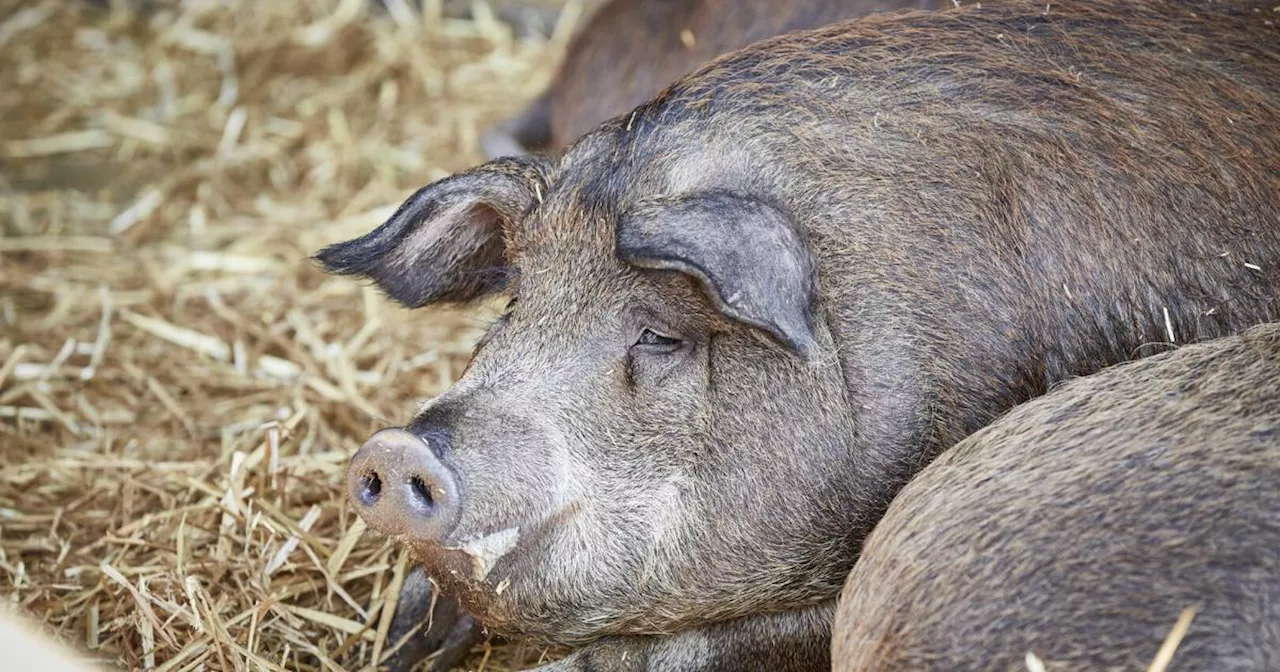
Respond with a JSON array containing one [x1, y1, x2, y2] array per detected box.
[[0, 0, 583, 669]]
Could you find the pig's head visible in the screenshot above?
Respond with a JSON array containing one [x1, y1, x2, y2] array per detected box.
[[317, 137, 861, 645]]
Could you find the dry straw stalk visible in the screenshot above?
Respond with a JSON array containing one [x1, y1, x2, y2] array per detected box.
[[0, 0, 584, 669]]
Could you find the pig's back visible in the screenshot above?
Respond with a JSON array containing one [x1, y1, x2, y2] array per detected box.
[[546, 0, 949, 148], [831, 322, 1280, 671]]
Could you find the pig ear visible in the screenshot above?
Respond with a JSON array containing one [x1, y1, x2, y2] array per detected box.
[[314, 157, 547, 307], [617, 192, 819, 356]]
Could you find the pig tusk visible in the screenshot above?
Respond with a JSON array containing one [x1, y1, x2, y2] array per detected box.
[[446, 527, 520, 581]]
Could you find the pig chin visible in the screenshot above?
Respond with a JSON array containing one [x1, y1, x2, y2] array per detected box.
[[397, 530, 523, 630], [401, 502, 585, 637]]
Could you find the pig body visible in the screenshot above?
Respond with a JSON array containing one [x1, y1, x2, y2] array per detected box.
[[833, 322, 1280, 671], [481, 0, 949, 158], [319, 1, 1280, 670]]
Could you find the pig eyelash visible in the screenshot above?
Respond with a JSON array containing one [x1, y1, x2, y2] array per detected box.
[[631, 328, 685, 355], [624, 328, 688, 391], [635, 328, 681, 349]]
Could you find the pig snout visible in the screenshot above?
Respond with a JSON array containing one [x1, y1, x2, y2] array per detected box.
[[347, 428, 461, 542]]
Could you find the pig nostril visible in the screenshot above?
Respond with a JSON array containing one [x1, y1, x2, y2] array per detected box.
[[349, 428, 459, 540], [359, 472, 382, 507], [408, 475, 435, 511]]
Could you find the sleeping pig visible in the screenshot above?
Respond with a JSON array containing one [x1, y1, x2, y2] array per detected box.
[[833, 321, 1280, 671], [480, 0, 950, 159], [317, 1, 1280, 670]]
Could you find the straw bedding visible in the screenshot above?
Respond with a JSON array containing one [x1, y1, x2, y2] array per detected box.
[[0, 0, 584, 669]]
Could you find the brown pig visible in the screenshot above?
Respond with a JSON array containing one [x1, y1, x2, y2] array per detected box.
[[317, 1, 1280, 670], [833, 322, 1280, 671], [480, 0, 951, 159]]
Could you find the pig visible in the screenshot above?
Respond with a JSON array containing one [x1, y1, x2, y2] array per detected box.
[[832, 321, 1280, 671], [316, 1, 1280, 670], [480, 0, 951, 159]]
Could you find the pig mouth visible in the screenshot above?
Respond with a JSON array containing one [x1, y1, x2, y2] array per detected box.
[[443, 526, 521, 582], [412, 496, 583, 576], [402, 526, 523, 590], [402, 499, 585, 631]]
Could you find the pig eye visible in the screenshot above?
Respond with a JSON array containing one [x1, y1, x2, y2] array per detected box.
[[632, 328, 683, 353]]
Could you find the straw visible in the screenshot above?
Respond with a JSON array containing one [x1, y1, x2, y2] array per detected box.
[[0, 0, 580, 669]]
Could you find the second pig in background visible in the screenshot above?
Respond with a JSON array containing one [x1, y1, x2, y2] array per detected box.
[[480, 0, 950, 158], [834, 322, 1280, 671]]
